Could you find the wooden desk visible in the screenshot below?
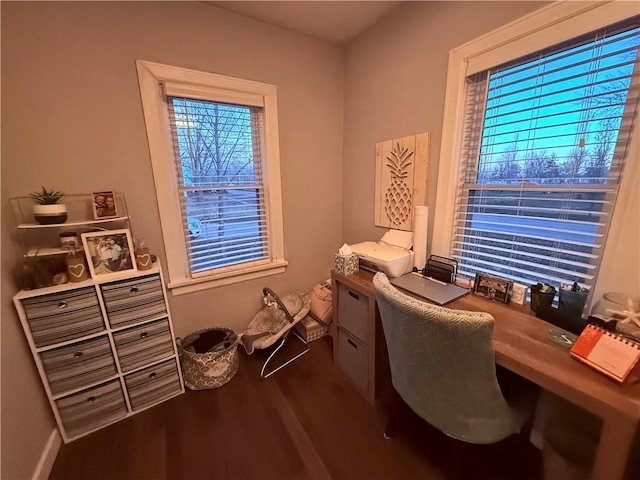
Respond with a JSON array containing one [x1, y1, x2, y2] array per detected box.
[[332, 270, 640, 480]]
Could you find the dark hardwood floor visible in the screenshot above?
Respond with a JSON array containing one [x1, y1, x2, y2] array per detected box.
[[49, 336, 542, 480]]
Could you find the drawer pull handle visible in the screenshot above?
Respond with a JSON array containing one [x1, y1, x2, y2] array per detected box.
[[73, 352, 84, 359], [149, 372, 157, 380], [130, 287, 139, 294], [58, 301, 67, 309], [347, 338, 358, 349], [140, 332, 148, 339], [348, 291, 359, 300], [87, 396, 96, 403]]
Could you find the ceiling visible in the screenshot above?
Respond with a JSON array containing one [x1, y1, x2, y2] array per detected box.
[[206, 1, 402, 44]]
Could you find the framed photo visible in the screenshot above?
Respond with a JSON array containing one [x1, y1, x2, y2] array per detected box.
[[92, 191, 118, 219], [473, 273, 513, 304], [510, 283, 528, 305], [81, 229, 136, 278]]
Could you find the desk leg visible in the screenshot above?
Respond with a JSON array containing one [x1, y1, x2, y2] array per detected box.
[[591, 415, 637, 480]]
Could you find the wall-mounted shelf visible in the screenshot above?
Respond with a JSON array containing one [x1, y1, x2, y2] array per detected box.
[[25, 247, 84, 257], [10, 193, 131, 259], [18, 216, 129, 230]]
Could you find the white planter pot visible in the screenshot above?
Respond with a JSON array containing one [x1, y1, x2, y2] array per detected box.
[[33, 204, 68, 225]]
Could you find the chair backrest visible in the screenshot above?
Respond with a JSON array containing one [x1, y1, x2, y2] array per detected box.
[[373, 272, 520, 444]]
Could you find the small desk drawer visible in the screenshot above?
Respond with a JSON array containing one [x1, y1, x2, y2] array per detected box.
[[124, 359, 182, 412], [56, 380, 127, 439], [101, 274, 167, 328], [21, 288, 105, 347], [338, 284, 369, 343], [337, 329, 368, 394], [113, 319, 175, 372], [40, 335, 117, 395]]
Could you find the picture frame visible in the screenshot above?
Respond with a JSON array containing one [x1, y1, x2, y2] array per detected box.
[[92, 191, 118, 220], [81, 229, 136, 278], [473, 273, 513, 304], [510, 283, 528, 305]]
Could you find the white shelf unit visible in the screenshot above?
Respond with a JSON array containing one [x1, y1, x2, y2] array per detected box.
[[13, 263, 185, 443], [10, 193, 130, 258]]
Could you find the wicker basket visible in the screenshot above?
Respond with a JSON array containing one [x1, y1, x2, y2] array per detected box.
[[177, 327, 239, 390]]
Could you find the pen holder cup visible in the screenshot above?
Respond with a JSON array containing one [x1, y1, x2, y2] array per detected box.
[[558, 289, 588, 319], [334, 253, 359, 276], [530, 285, 556, 313]]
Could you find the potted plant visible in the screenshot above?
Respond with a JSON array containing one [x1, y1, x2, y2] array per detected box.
[[30, 186, 67, 225]]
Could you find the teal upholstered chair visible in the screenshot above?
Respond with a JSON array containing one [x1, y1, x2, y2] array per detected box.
[[373, 272, 533, 445]]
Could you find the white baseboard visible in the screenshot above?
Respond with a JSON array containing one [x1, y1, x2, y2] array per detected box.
[[33, 429, 61, 480]]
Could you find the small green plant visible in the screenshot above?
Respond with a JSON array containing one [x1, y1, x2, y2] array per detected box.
[[29, 186, 64, 205]]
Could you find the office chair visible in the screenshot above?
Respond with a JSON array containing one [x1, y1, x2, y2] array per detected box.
[[373, 272, 533, 445]]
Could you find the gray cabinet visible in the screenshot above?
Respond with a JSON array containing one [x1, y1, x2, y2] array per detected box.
[[13, 265, 184, 443], [332, 270, 389, 405]]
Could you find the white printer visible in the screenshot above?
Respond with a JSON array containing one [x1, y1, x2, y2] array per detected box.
[[349, 229, 414, 278]]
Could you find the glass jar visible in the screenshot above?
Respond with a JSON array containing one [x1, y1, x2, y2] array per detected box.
[[591, 293, 640, 340], [591, 292, 640, 320]]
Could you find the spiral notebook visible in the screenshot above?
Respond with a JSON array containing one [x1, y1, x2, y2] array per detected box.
[[570, 324, 640, 383]]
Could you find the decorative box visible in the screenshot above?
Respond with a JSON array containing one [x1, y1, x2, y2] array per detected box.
[[295, 315, 329, 342], [334, 253, 359, 276]]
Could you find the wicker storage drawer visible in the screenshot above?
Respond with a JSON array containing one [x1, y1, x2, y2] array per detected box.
[[40, 335, 117, 395], [55, 380, 127, 439], [21, 287, 104, 348], [124, 359, 182, 412], [112, 318, 174, 372], [101, 274, 167, 328], [337, 329, 368, 394], [338, 284, 369, 343]]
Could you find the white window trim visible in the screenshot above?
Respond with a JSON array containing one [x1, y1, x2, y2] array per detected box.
[[136, 60, 287, 295], [432, 0, 640, 258]]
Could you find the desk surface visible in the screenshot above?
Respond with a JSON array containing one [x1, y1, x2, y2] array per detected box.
[[337, 270, 640, 421]]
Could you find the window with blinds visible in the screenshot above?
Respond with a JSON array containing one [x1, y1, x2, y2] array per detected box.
[[167, 97, 268, 274], [453, 20, 640, 291]]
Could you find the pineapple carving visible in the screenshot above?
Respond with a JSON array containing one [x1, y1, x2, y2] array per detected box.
[[384, 142, 414, 227]]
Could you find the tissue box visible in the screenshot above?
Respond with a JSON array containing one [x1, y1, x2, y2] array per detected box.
[[334, 253, 359, 276]]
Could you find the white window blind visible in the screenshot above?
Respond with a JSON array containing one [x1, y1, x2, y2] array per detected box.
[[166, 96, 269, 275], [453, 19, 640, 290]]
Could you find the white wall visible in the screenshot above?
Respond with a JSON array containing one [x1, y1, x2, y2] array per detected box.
[[343, 1, 547, 247], [1, 2, 343, 477], [343, 0, 639, 301]]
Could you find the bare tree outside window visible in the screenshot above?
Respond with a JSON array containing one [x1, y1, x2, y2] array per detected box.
[[455, 24, 640, 291], [169, 98, 267, 272]]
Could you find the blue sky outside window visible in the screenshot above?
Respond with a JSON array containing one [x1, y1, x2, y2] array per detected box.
[[454, 21, 639, 290], [168, 97, 268, 274]]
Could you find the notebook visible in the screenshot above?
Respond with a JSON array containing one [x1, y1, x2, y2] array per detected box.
[[570, 324, 640, 383], [390, 272, 469, 306]]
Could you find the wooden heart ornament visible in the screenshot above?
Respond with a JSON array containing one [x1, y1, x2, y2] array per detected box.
[[66, 260, 89, 282], [136, 253, 151, 269], [69, 263, 85, 278]]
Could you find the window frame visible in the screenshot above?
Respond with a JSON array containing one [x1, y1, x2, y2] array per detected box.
[[136, 60, 286, 295], [432, 1, 639, 262]]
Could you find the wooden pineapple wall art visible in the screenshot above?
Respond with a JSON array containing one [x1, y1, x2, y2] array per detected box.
[[375, 132, 430, 231]]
